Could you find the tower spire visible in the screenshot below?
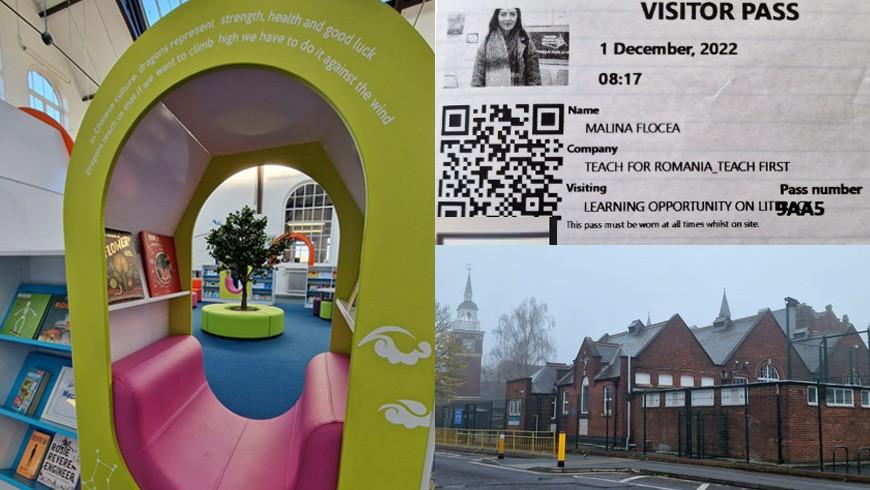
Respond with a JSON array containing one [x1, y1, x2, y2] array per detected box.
[[464, 264, 473, 301], [719, 289, 731, 319], [714, 289, 732, 327]]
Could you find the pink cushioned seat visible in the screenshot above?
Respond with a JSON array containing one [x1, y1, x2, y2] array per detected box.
[[112, 336, 348, 490]]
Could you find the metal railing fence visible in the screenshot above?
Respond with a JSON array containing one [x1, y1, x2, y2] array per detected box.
[[435, 428, 556, 456]]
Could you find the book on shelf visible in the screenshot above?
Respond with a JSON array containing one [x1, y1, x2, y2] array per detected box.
[[140, 231, 182, 297], [40, 366, 76, 430], [10, 368, 52, 416], [15, 430, 51, 480], [1, 292, 52, 339], [36, 434, 80, 490], [36, 296, 71, 345], [105, 229, 145, 304]]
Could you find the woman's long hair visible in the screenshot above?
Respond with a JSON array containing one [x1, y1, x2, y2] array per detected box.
[[486, 8, 528, 43]]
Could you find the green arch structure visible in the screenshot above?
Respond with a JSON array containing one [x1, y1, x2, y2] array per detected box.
[[63, 1, 433, 488]]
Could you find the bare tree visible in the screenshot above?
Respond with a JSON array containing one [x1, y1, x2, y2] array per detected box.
[[435, 302, 466, 404], [486, 297, 556, 387]]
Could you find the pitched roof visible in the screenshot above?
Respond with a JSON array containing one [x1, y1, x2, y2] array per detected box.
[[770, 307, 846, 373], [692, 311, 765, 365], [593, 318, 672, 380], [530, 362, 572, 394]]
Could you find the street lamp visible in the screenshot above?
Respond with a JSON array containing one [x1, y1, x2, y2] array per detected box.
[[784, 297, 800, 380]]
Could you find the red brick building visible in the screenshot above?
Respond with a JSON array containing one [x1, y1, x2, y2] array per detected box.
[[540, 293, 870, 450], [505, 363, 571, 432]]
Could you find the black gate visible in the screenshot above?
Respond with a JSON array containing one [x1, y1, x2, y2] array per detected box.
[[678, 411, 729, 459]]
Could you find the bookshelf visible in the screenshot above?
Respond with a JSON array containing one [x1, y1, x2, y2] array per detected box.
[[201, 265, 275, 305], [0, 281, 77, 489], [304, 264, 337, 308], [108, 291, 191, 312]]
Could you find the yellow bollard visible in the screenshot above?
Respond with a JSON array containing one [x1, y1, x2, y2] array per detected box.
[[557, 432, 566, 468], [497, 433, 505, 460]]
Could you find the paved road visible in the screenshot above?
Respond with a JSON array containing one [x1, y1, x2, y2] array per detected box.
[[433, 451, 745, 489]]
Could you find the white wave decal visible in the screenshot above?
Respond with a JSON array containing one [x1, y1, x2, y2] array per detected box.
[[357, 325, 432, 365], [379, 399, 432, 429]]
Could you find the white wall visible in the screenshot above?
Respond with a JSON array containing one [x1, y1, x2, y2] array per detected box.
[[402, 1, 436, 49], [192, 165, 341, 272], [0, 3, 90, 136]]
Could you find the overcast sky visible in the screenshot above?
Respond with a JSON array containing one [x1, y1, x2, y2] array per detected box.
[[435, 246, 870, 363]]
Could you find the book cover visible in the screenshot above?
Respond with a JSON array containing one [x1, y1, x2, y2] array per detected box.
[[11, 368, 51, 415], [40, 366, 76, 429], [15, 430, 51, 480], [0, 292, 52, 339], [105, 229, 145, 303], [36, 435, 80, 490], [36, 296, 71, 345], [139, 231, 181, 297]]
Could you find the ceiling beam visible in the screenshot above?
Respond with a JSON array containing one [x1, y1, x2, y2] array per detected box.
[[38, 0, 84, 18]]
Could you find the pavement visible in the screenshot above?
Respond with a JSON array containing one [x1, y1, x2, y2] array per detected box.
[[434, 449, 870, 490], [434, 451, 745, 489]]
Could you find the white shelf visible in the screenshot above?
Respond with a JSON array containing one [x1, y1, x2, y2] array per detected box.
[[335, 299, 355, 332], [0, 249, 65, 257], [109, 290, 190, 311]]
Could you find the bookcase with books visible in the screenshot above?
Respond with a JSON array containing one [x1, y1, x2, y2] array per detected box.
[[0, 282, 80, 490], [304, 264, 337, 308], [200, 264, 275, 305]]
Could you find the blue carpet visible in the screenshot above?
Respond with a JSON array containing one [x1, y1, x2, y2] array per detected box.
[[192, 302, 331, 419]]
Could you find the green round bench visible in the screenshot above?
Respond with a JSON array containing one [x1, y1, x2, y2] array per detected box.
[[201, 303, 285, 339]]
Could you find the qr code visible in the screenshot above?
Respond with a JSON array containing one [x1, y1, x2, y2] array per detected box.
[[438, 104, 564, 217]]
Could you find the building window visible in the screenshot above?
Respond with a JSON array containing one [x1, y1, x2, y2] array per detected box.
[[658, 374, 673, 386], [826, 387, 854, 407], [643, 392, 660, 408], [580, 377, 589, 415], [701, 377, 715, 387], [635, 372, 651, 386], [551, 396, 557, 419], [27, 70, 64, 126], [603, 386, 613, 416], [691, 389, 714, 407], [757, 361, 780, 382], [141, 0, 188, 26], [562, 391, 569, 415], [665, 391, 685, 407], [461, 338, 474, 352], [680, 375, 695, 387], [508, 399, 522, 416], [862, 390, 870, 408], [807, 386, 818, 406], [284, 182, 334, 263], [733, 376, 749, 385], [722, 386, 746, 406]]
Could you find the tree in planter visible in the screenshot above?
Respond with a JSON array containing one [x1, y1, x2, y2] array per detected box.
[[205, 206, 285, 311]]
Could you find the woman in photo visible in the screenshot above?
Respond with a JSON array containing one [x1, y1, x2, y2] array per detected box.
[[471, 8, 542, 87]]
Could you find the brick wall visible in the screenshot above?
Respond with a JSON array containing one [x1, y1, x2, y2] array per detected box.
[[632, 382, 870, 464], [505, 378, 529, 430]]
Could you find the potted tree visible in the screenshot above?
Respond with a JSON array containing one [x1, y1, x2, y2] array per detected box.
[[206, 206, 284, 311]]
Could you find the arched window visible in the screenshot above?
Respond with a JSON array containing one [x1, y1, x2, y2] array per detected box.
[[757, 360, 780, 382], [27, 70, 64, 126], [580, 377, 589, 415], [141, 0, 188, 26], [284, 181, 333, 263]]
